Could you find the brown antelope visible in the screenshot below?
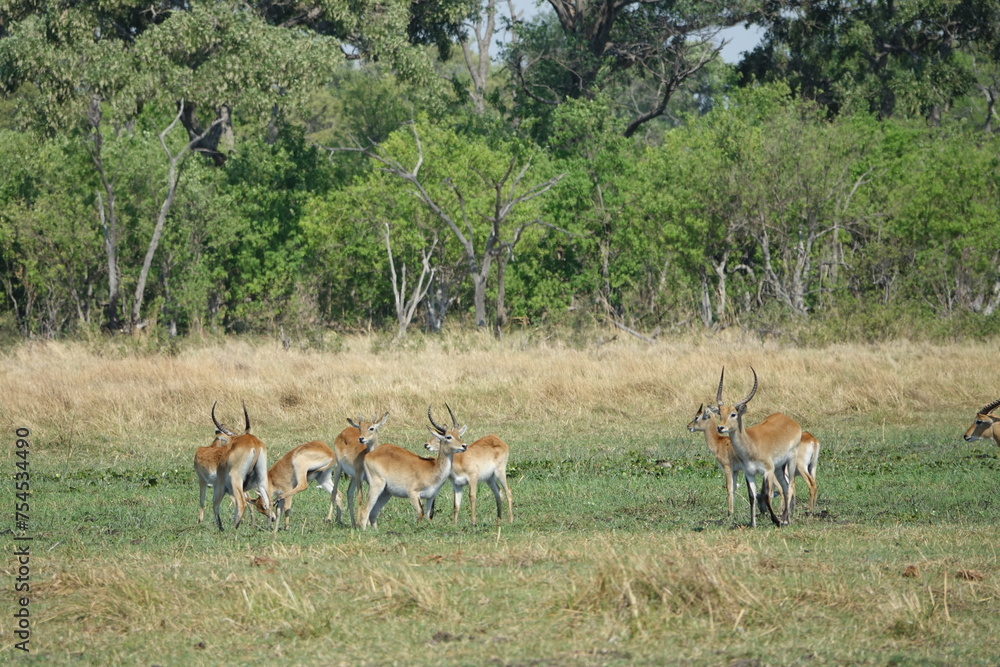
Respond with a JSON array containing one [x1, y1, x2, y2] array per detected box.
[[790, 431, 820, 513], [361, 405, 468, 529], [249, 440, 336, 531], [331, 412, 389, 528], [193, 418, 233, 524], [424, 433, 513, 525], [713, 367, 802, 528], [211, 401, 270, 531], [687, 403, 747, 517], [689, 403, 820, 518], [964, 397, 1000, 446]]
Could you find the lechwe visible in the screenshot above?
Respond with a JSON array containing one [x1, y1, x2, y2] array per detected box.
[[689, 402, 820, 518], [964, 397, 1000, 447], [331, 412, 388, 528], [249, 440, 336, 531], [361, 405, 468, 529], [424, 427, 513, 525], [193, 413, 233, 524], [687, 403, 747, 517], [713, 367, 802, 528], [790, 431, 820, 513], [211, 401, 270, 531]]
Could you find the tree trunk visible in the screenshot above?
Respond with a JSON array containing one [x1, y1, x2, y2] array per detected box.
[[96, 191, 120, 331], [495, 249, 509, 332], [132, 101, 219, 332], [472, 267, 489, 328]]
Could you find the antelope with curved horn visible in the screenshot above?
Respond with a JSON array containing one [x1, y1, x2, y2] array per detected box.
[[249, 440, 337, 531], [193, 410, 234, 524], [331, 412, 389, 528], [361, 405, 468, 529], [713, 367, 802, 528], [963, 397, 1000, 447], [424, 431, 513, 525], [211, 401, 270, 531]]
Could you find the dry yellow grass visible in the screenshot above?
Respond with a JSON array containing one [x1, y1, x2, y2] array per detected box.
[[1, 332, 996, 458]]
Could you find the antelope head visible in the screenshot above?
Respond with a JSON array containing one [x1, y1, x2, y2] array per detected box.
[[347, 412, 389, 449], [427, 404, 468, 451], [211, 400, 238, 446], [686, 403, 716, 433], [964, 397, 1000, 443], [715, 366, 758, 436]]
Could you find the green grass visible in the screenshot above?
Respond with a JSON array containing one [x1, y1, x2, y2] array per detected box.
[[4, 419, 999, 665]]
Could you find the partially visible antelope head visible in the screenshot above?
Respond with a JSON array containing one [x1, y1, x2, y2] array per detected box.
[[212, 400, 251, 441], [427, 403, 467, 446], [687, 403, 717, 434], [347, 412, 389, 450], [210, 400, 236, 447], [715, 366, 758, 436], [964, 397, 1000, 443]]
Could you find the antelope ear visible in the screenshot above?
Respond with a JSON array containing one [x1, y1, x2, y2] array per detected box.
[[377, 411, 389, 427], [458, 425, 468, 437]]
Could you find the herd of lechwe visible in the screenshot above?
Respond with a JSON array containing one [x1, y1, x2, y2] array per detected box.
[[195, 366, 1000, 532], [196, 401, 513, 532]]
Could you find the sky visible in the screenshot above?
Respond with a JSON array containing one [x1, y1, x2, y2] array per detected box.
[[717, 24, 765, 64]]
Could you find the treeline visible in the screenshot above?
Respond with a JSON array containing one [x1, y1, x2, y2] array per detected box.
[[1, 1, 999, 343]]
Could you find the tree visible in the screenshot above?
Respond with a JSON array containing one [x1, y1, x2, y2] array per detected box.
[[887, 128, 1000, 316], [0, 131, 104, 336], [130, 102, 224, 331], [332, 121, 565, 330], [546, 96, 644, 323], [505, 0, 743, 139], [384, 223, 437, 338], [740, 0, 1000, 124], [1, 2, 340, 331]]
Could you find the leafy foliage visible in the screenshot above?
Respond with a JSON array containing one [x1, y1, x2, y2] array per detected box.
[[1, 1, 1000, 340]]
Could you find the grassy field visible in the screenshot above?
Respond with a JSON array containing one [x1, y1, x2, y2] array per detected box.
[[1, 331, 999, 665]]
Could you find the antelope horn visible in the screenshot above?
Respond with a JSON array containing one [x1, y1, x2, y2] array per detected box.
[[242, 400, 251, 433], [735, 367, 758, 409], [446, 403, 459, 429], [715, 367, 725, 408], [427, 405, 447, 435], [980, 397, 1000, 415], [212, 401, 235, 437]]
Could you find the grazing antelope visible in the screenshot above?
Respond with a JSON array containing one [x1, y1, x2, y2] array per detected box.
[[687, 403, 747, 517], [424, 432, 513, 525], [361, 405, 468, 529], [331, 412, 389, 528], [713, 367, 802, 528], [249, 440, 336, 531], [193, 420, 233, 524], [964, 397, 1000, 446], [211, 401, 270, 531]]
